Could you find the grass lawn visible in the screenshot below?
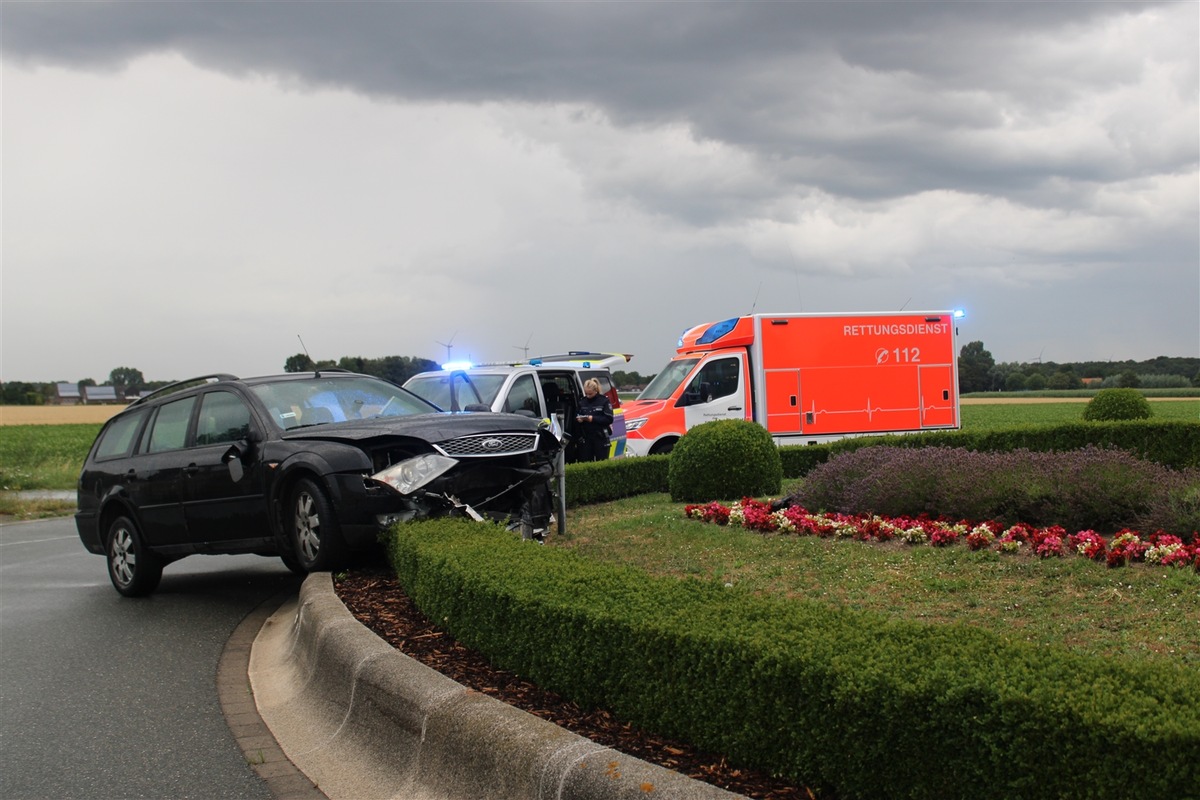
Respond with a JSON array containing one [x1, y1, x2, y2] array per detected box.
[[961, 398, 1198, 428], [554, 493, 1200, 670]]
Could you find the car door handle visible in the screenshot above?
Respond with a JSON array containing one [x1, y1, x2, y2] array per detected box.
[[728, 406, 742, 411], [125, 469, 138, 482], [184, 464, 199, 475]]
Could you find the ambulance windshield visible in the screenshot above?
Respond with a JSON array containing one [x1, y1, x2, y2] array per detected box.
[[637, 358, 700, 401]]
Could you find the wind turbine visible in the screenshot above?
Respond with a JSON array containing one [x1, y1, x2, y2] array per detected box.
[[436, 331, 458, 363], [513, 333, 533, 361]]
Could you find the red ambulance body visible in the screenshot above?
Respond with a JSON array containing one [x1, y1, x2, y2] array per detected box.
[[622, 311, 962, 456]]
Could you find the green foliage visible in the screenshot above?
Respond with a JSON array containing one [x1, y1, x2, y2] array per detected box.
[[957, 341, 996, 393], [284, 353, 317, 372], [824, 420, 1200, 470], [778, 444, 832, 478], [386, 520, 1200, 800], [1046, 370, 1082, 390], [0, 381, 51, 405], [667, 419, 782, 502], [1117, 371, 1141, 388], [564, 456, 669, 506], [1084, 388, 1153, 421], [0, 424, 99, 490], [107, 366, 145, 392], [1003, 372, 1027, 391], [791, 445, 1199, 535]]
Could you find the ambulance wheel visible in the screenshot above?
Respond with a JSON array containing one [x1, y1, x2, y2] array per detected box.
[[650, 439, 676, 456]]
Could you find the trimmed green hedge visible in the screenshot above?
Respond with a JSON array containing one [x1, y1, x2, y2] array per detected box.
[[563, 455, 669, 507], [820, 420, 1200, 471], [564, 421, 1199, 506], [387, 520, 1200, 800]]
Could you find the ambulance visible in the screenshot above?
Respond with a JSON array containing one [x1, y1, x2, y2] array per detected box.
[[622, 311, 963, 456]]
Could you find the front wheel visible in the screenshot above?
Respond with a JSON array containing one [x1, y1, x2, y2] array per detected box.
[[288, 478, 346, 572], [649, 438, 676, 456], [106, 516, 163, 597]]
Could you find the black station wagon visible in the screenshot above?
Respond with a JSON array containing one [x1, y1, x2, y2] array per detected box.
[[75, 371, 562, 596]]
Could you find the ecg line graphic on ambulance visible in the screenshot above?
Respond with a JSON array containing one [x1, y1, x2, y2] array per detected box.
[[805, 400, 952, 421]]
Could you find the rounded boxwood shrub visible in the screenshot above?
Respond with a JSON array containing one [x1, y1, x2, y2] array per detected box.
[[1083, 388, 1152, 421], [668, 419, 782, 502]]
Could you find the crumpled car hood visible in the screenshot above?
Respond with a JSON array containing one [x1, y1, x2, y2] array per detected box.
[[279, 412, 540, 444]]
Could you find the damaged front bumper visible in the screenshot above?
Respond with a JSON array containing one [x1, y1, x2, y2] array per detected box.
[[361, 451, 556, 532]]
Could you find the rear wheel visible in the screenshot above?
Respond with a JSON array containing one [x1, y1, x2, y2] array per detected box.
[[288, 478, 346, 572], [106, 516, 163, 597]]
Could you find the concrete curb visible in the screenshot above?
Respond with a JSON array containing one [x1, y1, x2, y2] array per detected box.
[[250, 572, 744, 800]]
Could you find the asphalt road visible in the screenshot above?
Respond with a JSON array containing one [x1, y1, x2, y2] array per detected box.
[[0, 516, 302, 800]]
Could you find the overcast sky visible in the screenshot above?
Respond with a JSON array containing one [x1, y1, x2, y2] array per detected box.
[[3, 1, 1197, 384]]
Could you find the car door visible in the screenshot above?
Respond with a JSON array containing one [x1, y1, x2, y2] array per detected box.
[[130, 395, 197, 546], [680, 354, 748, 431], [182, 389, 269, 544]]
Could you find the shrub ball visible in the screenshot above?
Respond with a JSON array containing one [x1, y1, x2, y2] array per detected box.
[[668, 419, 782, 502], [1083, 388, 1152, 421]]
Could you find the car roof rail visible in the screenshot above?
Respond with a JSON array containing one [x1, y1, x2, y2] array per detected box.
[[128, 374, 238, 408], [313, 367, 353, 376]]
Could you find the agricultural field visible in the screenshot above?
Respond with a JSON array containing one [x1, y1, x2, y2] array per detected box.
[[961, 397, 1198, 428], [0, 404, 124, 425], [0, 424, 101, 491]]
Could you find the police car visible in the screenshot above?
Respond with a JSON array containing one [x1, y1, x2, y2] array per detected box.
[[404, 352, 631, 461]]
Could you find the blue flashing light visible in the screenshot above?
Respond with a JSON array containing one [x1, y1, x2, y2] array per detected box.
[[952, 309, 966, 319], [529, 358, 543, 366], [696, 317, 739, 345], [441, 360, 474, 371]]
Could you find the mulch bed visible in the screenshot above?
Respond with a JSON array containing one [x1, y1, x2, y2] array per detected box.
[[334, 568, 819, 800]]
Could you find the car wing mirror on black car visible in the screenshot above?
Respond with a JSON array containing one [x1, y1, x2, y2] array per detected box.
[[223, 445, 246, 482], [222, 430, 261, 483]]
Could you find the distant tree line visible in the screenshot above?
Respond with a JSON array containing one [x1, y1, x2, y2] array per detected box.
[[957, 342, 1200, 393], [612, 370, 655, 389], [0, 366, 173, 405], [3, 349, 1196, 404], [282, 353, 438, 385]]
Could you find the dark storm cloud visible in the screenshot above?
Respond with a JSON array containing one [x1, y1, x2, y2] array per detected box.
[[5, 1, 1185, 204], [3, 0, 1196, 377]]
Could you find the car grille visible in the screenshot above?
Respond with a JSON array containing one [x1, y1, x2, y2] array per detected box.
[[434, 433, 538, 458]]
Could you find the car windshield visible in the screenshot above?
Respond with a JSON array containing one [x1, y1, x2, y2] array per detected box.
[[251, 376, 437, 430], [404, 372, 507, 410], [636, 358, 700, 401]]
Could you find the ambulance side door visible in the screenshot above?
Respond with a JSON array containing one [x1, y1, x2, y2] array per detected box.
[[679, 354, 747, 429]]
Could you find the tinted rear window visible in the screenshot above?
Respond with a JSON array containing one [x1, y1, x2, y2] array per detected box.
[[93, 410, 147, 460]]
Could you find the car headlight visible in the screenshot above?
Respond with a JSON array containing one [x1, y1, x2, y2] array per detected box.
[[625, 417, 648, 431], [371, 453, 458, 495]]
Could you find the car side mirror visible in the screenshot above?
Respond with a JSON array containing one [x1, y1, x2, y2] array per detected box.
[[223, 445, 245, 482], [223, 429, 260, 483]]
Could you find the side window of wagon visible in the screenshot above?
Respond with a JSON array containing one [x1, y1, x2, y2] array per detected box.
[[93, 410, 148, 460], [146, 396, 197, 453], [195, 391, 252, 445]]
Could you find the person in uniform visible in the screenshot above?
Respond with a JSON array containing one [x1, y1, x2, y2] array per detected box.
[[575, 378, 614, 461]]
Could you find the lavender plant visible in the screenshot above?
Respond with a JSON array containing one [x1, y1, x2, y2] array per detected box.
[[789, 445, 1197, 536]]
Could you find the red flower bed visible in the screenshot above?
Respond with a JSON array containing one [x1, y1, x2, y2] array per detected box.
[[684, 498, 1200, 570]]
